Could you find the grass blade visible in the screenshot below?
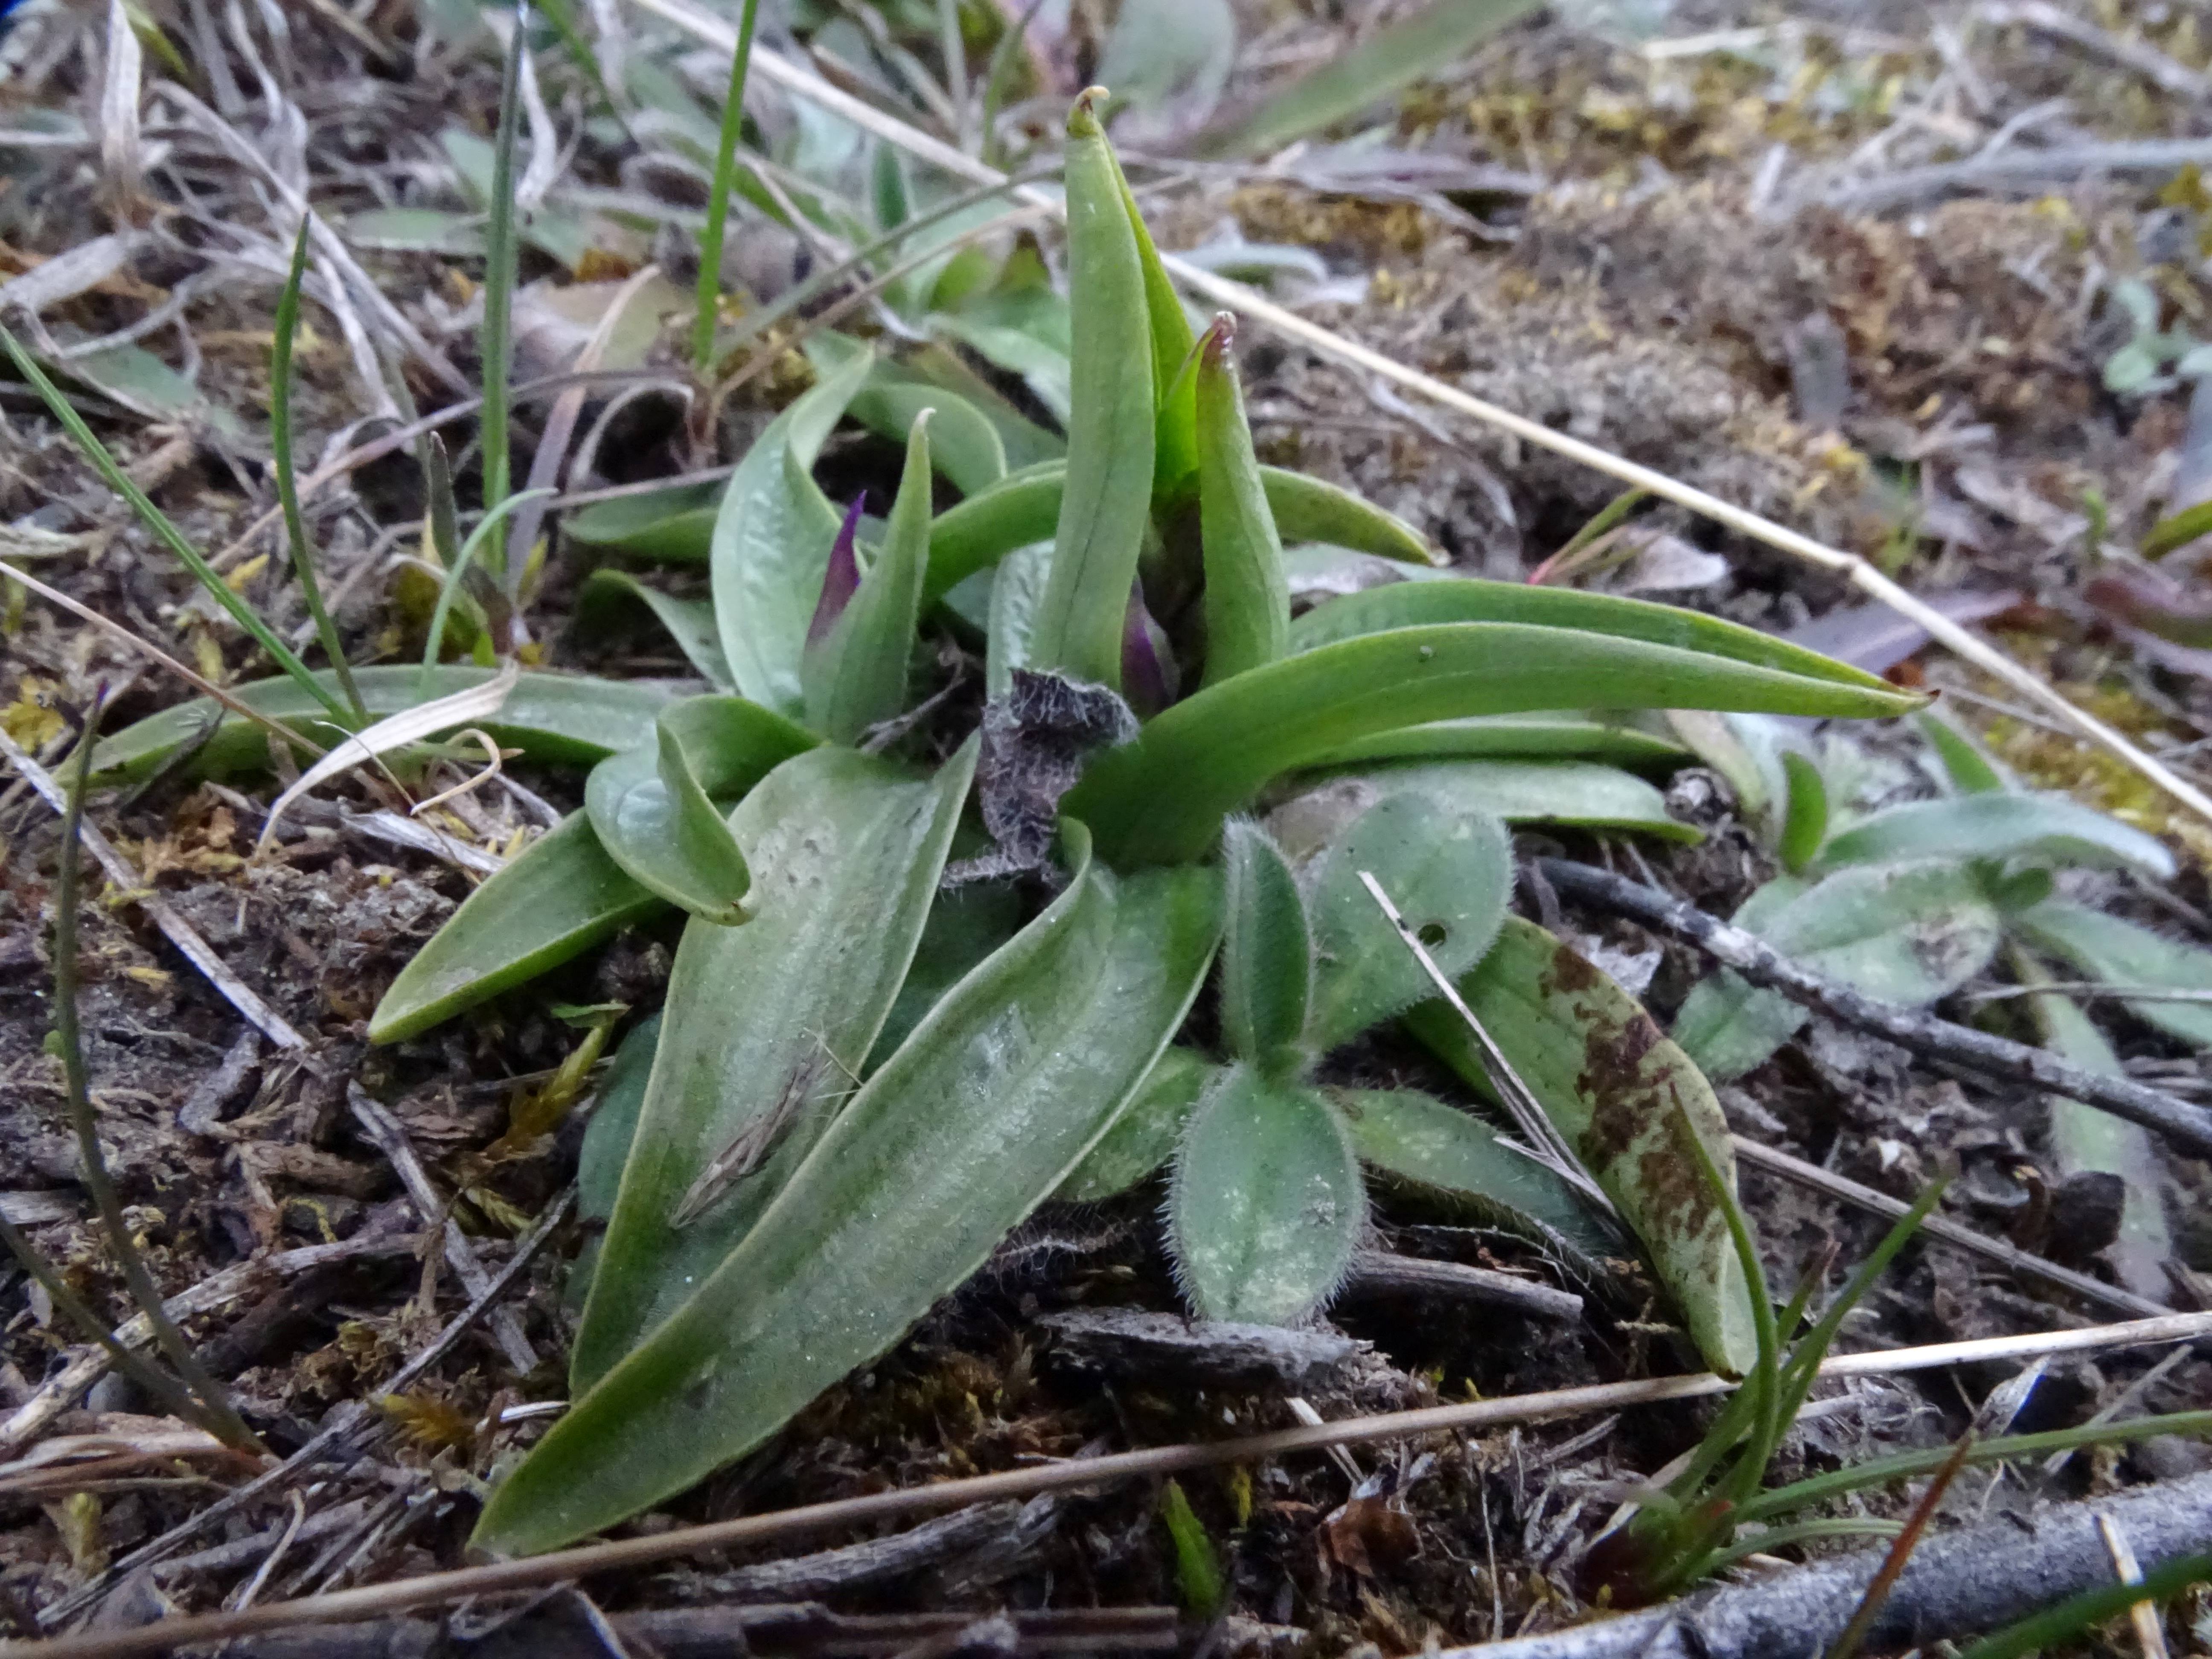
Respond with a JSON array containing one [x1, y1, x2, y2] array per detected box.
[[480, 13, 528, 545], [1959, 1549, 2212, 1659], [271, 220, 367, 724], [0, 321, 346, 722], [692, 0, 762, 370]]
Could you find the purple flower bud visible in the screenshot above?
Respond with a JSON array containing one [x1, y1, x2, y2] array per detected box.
[[1120, 581, 1179, 719], [806, 495, 868, 649]]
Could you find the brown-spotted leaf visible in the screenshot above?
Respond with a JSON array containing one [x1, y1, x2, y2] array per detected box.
[[1406, 915, 1757, 1375]]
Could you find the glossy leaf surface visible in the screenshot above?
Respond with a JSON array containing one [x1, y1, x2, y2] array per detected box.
[[1409, 916, 1760, 1375], [1218, 821, 1311, 1074], [478, 828, 1220, 1554], [368, 812, 664, 1045], [847, 379, 1007, 497], [570, 742, 976, 1390], [1169, 1065, 1362, 1324], [710, 347, 874, 717], [1304, 789, 1511, 1051], [92, 667, 675, 783], [584, 697, 815, 923], [1673, 863, 2005, 1082], [1064, 623, 1923, 866], [1304, 714, 1685, 770], [1195, 321, 1291, 685], [803, 415, 934, 743]]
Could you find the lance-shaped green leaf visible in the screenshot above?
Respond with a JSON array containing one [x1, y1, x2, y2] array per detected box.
[[1219, 821, 1311, 1074], [1058, 1047, 1219, 1202], [2017, 958, 2176, 1303], [368, 813, 665, 1045], [478, 827, 1220, 1554], [93, 666, 677, 783], [1778, 751, 1829, 873], [1813, 793, 2176, 881], [1282, 760, 1694, 847], [1169, 1064, 1363, 1324], [2011, 899, 2212, 1046], [803, 415, 935, 744], [1673, 862, 2005, 1083], [875, 877, 1024, 1065], [1917, 710, 2009, 795], [1029, 91, 1157, 691], [1304, 789, 1511, 1050], [926, 461, 1434, 600], [568, 1013, 664, 1308], [564, 480, 721, 563], [1406, 916, 1760, 1376], [575, 570, 734, 690], [584, 697, 816, 924], [1306, 714, 1685, 769], [986, 542, 1052, 699], [1064, 623, 1924, 866], [848, 377, 1007, 497], [570, 742, 976, 1390], [711, 346, 875, 717], [1102, 138, 1199, 506], [1290, 579, 1904, 696], [1194, 314, 1291, 686], [1333, 1086, 1617, 1261]]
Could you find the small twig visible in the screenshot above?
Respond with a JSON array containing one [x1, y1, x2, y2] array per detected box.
[[1533, 858, 2212, 1160], [51, 703, 263, 1454], [2097, 1511, 2175, 1659], [344, 1086, 538, 1375], [16, 1309, 2212, 1657], [1822, 1433, 1975, 1659], [0, 725, 309, 1051], [1355, 869, 1615, 1214], [1344, 1249, 1583, 1321]]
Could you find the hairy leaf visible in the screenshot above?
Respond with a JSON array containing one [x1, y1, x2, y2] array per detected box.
[[1064, 624, 1924, 866], [2011, 899, 2212, 1046], [1218, 821, 1312, 1074], [584, 697, 815, 923], [1058, 1047, 1219, 1202], [1169, 1065, 1362, 1324], [570, 742, 975, 1389], [1408, 916, 1760, 1376], [1304, 789, 1511, 1051], [1815, 793, 2175, 881], [367, 813, 664, 1045], [477, 827, 1220, 1554]]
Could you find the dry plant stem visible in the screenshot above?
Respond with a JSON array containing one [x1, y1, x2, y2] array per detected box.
[[625, 0, 2212, 834], [1345, 1249, 1583, 1320], [49, 710, 265, 1454], [1820, 1432, 1973, 1659], [1729, 1135, 2173, 1321], [41, 1190, 575, 1630], [17, 1311, 2212, 1657], [0, 725, 309, 1051], [0, 1233, 422, 1457], [1532, 857, 2212, 1158], [344, 1085, 538, 1375], [2095, 1512, 2172, 1659]]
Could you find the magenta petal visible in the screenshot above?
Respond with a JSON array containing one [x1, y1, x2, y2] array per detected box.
[[806, 495, 868, 649]]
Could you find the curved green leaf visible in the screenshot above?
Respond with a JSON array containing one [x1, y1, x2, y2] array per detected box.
[[1778, 751, 1829, 873], [1916, 710, 2008, 795], [2011, 899, 2212, 1045], [1168, 1064, 1363, 1324], [367, 812, 664, 1045], [924, 464, 1434, 604], [1304, 714, 1686, 770], [1333, 1086, 1616, 1260], [568, 1013, 664, 1308], [802, 413, 934, 743], [1064, 623, 1924, 866], [848, 378, 1007, 497], [570, 741, 977, 1390], [1029, 94, 1156, 691], [1285, 760, 1694, 846], [1219, 821, 1311, 1073], [574, 570, 733, 689], [585, 697, 815, 923], [1305, 789, 1511, 1051], [1673, 862, 2005, 1082], [1057, 1047, 1219, 1202], [1407, 916, 1759, 1376], [1195, 320, 1291, 686], [564, 481, 721, 563], [711, 347, 875, 717], [1815, 794, 2176, 881], [93, 666, 677, 784], [875, 878, 1024, 1065], [985, 542, 1052, 699], [478, 826, 1220, 1554], [1289, 580, 1904, 695]]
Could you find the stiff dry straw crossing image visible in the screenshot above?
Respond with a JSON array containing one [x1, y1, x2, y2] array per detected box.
[[2, 0, 2212, 1653]]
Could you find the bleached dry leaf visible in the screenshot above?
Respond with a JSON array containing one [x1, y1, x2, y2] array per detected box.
[[0, 233, 149, 315], [99, 0, 144, 202]]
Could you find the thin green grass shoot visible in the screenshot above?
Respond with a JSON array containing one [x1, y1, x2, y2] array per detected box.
[[693, 0, 764, 371], [479, 10, 528, 562]]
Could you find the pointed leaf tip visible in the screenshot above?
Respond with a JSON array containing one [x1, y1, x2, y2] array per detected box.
[[1070, 86, 1109, 135], [1122, 584, 1177, 717], [807, 495, 868, 649], [1201, 311, 1236, 367]]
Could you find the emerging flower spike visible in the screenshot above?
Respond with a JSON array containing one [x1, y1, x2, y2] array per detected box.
[[1121, 580, 1178, 718], [806, 495, 869, 649]]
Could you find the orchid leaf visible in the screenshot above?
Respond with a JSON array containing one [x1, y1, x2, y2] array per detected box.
[[478, 825, 1219, 1554], [564, 481, 721, 564], [1058, 1047, 1219, 1202], [575, 570, 734, 689], [1305, 714, 1685, 770], [803, 413, 935, 743], [1286, 760, 1694, 846], [1778, 752, 1829, 873], [847, 376, 1007, 497]]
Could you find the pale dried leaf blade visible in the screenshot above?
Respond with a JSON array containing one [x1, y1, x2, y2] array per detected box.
[[256, 662, 521, 849], [100, 0, 144, 198]]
